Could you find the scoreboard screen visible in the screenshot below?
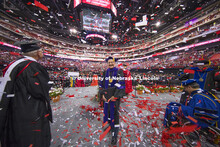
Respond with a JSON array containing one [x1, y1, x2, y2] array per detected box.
[[81, 8, 111, 34]]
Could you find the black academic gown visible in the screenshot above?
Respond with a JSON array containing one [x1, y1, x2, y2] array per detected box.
[[0, 57, 52, 147]]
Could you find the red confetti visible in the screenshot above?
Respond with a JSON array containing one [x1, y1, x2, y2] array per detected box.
[[34, 0, 48, 12], [35, 82, 39, 85], [118, 63, 123, 67], [84, 138, 90, 142], [63, 134, 71, 139], [138, 136, 141, 142], [131, 17, 137, 21], [68, 94, 75, 97], [94, 141, 99, 145], [27, 2, 32, 5], [99, 126, 111, 141], [44, 113, 49, 117], [119, 137, 122, 146], [102, 121, 108, 127], [34, 72, 39, 76], [87, 123, 92, 128], [199, 116, 213, 120], [167, 125, 197, 134], [174, 16, 179, 19], [184, 69, 195, 74]]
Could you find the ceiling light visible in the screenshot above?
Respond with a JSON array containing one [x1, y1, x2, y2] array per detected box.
[[134, 27, 140, 31], [152, 30, 157, 33], [112, 34, 118, 39], [156, 22, 160, 27], [81, 39, 86, 43], [165, 12, 169, 15], [70, 28, 77, 33], [180, 4, 184, 7], [182, 7, 185, 10]]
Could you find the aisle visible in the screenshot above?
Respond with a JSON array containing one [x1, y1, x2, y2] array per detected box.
[[50, 87, 181, 147]]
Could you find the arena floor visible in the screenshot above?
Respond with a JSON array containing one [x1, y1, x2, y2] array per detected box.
[[50, 86, 184, 147]]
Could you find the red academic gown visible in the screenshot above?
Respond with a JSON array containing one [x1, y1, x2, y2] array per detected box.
[[75, 78, 85, 87], [123, 69, 133, 94]]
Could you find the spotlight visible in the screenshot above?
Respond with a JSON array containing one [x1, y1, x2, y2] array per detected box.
[[134, 27, 140, 31], [156, 22, 160, 27], [112, 34, 118, 39], [70, 28, 77, 34]]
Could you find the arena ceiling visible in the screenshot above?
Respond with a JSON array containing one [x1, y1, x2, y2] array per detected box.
[[0, 0, 217, 47]]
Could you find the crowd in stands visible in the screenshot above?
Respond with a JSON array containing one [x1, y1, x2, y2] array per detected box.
[[1, 46, 219, 73], [145, 22, 220, 52], [145, 9, 220, 51], [0, 8, 219, 59], [129, 47, 220, 69], [1, 44, 219, 89]]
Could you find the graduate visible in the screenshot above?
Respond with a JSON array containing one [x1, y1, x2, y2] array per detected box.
[[178, 60, 220, 104], [99, 56, 125, 145], [164, 79, 220, 128], [0, 40, 52, 147], [122, 63, 133, 96]]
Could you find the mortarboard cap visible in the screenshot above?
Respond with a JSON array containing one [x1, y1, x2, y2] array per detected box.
[[194, 60, 210, 66], [105, 56, 118, 62], [15, 40, 41, 53], [181, 79, 197, 86]]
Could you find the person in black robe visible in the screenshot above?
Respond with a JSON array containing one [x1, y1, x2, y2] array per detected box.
[[0, 40, 52, 147], [99, 56, 125, 145]]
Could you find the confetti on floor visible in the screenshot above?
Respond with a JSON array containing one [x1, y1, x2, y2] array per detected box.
[[50, 87, 216, 147]]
